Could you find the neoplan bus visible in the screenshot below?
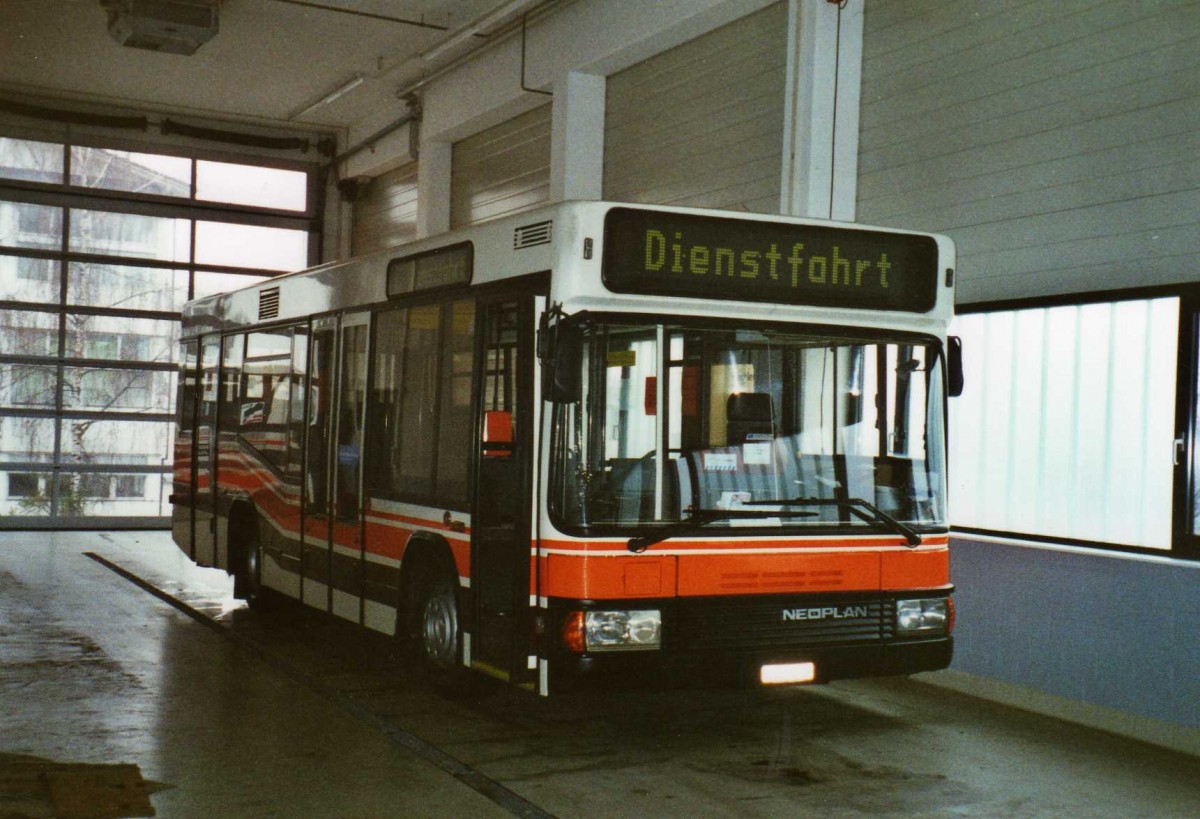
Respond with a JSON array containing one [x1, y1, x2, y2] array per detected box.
[[170, 201, 960, 695]]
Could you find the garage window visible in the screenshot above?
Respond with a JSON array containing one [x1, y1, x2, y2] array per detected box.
[[0, 133, 320, 526], [950, 297, 1179, 551]]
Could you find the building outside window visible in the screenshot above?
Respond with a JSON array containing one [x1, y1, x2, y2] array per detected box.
[[0, 135, 319, 525]]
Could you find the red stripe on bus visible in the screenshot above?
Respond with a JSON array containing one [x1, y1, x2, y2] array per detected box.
[[538, 544, 949, 599]]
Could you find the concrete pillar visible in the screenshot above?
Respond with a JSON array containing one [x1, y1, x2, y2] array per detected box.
[[416, 136, 452, 238], [781, 0, 863, 221], [550, 71, 606, 202]]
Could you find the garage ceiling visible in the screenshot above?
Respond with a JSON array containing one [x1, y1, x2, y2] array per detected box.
[[0, 0, 539, 132]]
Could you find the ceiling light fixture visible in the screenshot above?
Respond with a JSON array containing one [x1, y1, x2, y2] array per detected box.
[[101, 0, 220, 55]]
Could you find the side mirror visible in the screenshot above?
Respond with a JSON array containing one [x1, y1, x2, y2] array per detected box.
[[947, 335, 964, 397], [538, 309, 583, 403]]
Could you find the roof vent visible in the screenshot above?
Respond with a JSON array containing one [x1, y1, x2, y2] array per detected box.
[[258, 286, 280, 321], [102, 0, 220, 56], [513, 220, 552, 250]]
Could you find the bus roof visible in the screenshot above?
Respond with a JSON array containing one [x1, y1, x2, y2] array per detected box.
[[181, 200, 956, 337]]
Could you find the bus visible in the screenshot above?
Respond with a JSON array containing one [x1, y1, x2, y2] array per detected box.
[[170, 201, 960, 695]]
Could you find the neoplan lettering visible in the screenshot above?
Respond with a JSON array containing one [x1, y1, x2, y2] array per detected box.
[[782, 605, 871, 622]]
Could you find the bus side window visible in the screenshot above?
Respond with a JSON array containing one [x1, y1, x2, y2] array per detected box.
[[305, 327, 336, 517], [335, 323, 368, 520], [434, 299, 476, 503], [478, 301, 521, 526]]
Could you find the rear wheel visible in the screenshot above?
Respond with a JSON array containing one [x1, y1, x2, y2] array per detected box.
[[231, 523, 264, 608], [418, 575, 460, 672]]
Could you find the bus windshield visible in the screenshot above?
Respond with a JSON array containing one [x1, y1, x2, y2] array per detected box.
[[549, 320, 947, 535]]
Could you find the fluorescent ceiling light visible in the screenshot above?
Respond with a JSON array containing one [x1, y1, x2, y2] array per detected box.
[[419, 0, 532, 62], [293, 75, 365, 119]]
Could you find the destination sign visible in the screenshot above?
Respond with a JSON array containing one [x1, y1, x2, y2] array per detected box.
[[601, 208, 939, 313], [387, 242, 473, 298]]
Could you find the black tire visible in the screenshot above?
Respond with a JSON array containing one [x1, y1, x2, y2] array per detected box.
[[231, 523, 264, 608]]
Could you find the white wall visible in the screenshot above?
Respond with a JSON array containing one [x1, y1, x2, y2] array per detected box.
[[858, 0, 1200, 741], [341, 0, 866, 236], [857, 0, 1200, 304]]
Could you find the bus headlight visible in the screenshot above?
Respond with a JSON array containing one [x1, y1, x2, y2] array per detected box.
[[896, 598, 951, 633], [563, 609, 662, 652]]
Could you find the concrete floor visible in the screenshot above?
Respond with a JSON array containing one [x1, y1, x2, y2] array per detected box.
[[1, 531, 1198, 818]]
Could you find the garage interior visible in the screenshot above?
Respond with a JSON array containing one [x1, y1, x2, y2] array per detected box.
[[1, 1, 1197, 817]]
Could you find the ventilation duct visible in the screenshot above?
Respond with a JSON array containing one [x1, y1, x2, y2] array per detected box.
[[258, 286, 280, 321], [102, 0, 220, 55], [513, 220, 552, 250]]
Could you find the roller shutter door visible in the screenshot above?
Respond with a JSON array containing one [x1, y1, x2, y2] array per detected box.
[[604, 2, 787, 213], [450, 103, 551, 228], [351, 161, 417, 256], [857, 0, 1200, 304]]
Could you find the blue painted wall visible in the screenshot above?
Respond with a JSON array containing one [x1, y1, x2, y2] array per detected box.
[[949, 536, 1200, 729]]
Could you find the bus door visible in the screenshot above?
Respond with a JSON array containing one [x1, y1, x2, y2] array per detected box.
[[471, 297, 535, 680], [301, 317, 337, 612], [330, 312, 370, 623]]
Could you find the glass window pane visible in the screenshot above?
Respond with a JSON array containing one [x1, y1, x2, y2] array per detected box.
[[334, 323, 368, 520], [192, 270, 269, 300], [1, 471, 52, 516], [196, 161, 307, 211], [69, 208, 191, 262], [0, 137, 64, 184], [0, 310, 60, 356], [51, 474, 93, 517], [305, 328, 334, 523], [65, 314, 178, 364], [2, 364, 57, 408], [60, 418, 174, 465], [949, 298, 1177, 549], [5, 471, 43, 498], [550, 324, 947, 530], [367, 310, 403, 500], [70, 147, 191, 197], [68, 262, 188, 312], [240, 328, 294, 470], [0, 201, 62, 250], [0, 254, 61, 303], [63, 367, 174, 413], [47, 471, 166, 517], [397, 305, 441, 498], [0, 416, 55, 463], [194, 221, 308, 271], [285, 327, 308, 480], [436, 299, 475, 501]]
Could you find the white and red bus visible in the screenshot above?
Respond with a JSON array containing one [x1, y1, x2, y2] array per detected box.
[[171, 201, 959, 694]]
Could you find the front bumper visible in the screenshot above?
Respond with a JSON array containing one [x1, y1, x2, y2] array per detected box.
[[545, 591, 953, 690]]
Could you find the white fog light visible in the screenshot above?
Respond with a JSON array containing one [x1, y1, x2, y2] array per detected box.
[[760, 662, 816, 685], [584, 610, 661, 651], [896, 598, 949, 633]]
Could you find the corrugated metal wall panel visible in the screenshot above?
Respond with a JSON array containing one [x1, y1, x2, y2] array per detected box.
[[857, 0, 1200, 303], [351, 161, 417, 256], [450, 104, 551, 229], [604, 2, 787, 213]]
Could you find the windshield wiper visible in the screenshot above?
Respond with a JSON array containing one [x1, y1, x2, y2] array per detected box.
[[626, 497, 922, 553], [627, 508, 818, 553], [746, 497, 922, 547]]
